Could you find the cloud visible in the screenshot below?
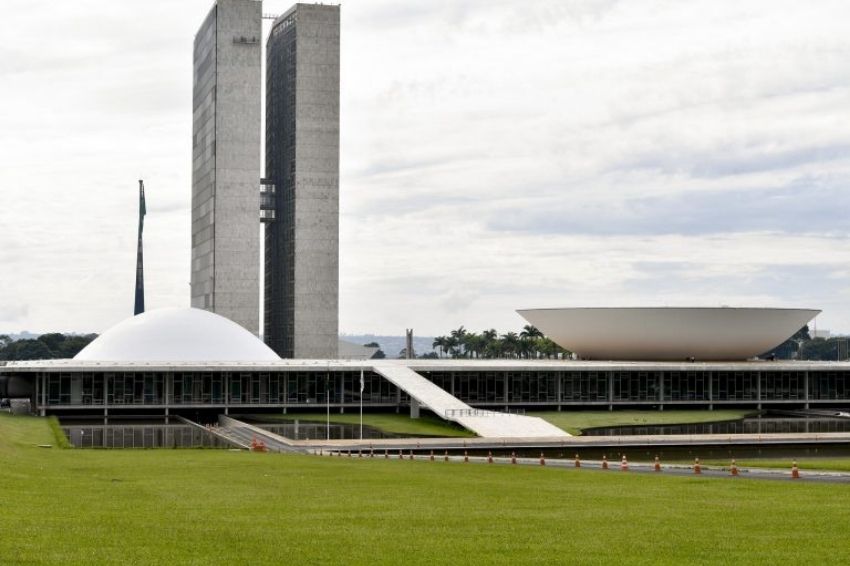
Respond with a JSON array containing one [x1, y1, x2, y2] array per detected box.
[[3, 0, 850, 338]]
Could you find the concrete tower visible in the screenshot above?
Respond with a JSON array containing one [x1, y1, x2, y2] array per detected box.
[[265, 4, 340, 358], [190, 0, 262, 335]]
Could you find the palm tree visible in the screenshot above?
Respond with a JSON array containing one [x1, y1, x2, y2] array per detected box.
[[445, 335, 460, 358], [432, 336, 448, 358], [450, 326, 467, 357], [520, 325, 543, 340], [500, 332, 519, 359]]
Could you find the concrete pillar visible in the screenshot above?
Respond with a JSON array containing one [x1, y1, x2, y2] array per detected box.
[[608, 372, 613, 411], [557, 372, 562, 412], [757, 371, 762, 411], [410, 398, 420, 419], [503, 373, 509, 412]]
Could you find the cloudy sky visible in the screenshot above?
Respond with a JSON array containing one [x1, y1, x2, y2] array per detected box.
[[1, 0, 849, 337]]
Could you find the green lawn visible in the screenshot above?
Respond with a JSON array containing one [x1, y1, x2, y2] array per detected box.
[[3, 414, 850, 564], [253, 411, 474, 437], [532, 409, 755, 435]]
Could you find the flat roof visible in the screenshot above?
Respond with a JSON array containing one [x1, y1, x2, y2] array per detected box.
[[3, 358, 850, 373]]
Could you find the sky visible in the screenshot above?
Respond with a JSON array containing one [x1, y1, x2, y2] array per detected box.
[[1, 0, 849, 337]]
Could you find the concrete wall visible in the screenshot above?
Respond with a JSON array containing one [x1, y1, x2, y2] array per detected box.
[[191, 0, 261, 335], [264, 4, 339, 359], [292, 4, 339, 359]]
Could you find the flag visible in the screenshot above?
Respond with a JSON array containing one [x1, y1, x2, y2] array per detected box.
[[360, 368, 364, 394]]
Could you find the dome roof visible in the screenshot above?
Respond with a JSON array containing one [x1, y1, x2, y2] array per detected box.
[[75, 308, 280, 362]]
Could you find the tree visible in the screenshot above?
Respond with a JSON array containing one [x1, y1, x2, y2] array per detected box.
[[450, 326, 467, 357], [520, 325, 543, 340], [500, 332, 519, 359], [5, 339, 52, 361], [432, 336, 448, 358]]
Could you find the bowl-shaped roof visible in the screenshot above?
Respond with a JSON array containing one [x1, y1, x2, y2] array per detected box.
[[517, 307, 819, 361], [74, 308, 280, 362]]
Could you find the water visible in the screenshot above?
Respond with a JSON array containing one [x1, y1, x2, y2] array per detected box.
[[62, 422, 227, 449], [249, 418, 412, 440], [583, 415, 850, 436]]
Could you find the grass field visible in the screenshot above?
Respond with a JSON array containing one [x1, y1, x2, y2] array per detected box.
[[254, 411, 474, 437], [531, 409, 755, 435], [257, 409, 753, 437], [3, 414, 850, 564]]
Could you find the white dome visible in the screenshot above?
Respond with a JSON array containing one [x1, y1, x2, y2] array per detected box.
[[75, 308, 280, 362]]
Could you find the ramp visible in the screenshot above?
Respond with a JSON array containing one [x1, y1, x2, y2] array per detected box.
[[217, 415, 305, 453], [372, 363, 569, 438]]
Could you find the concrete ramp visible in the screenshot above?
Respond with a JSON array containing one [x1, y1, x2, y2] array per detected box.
[[218, 415, 305, 453], [372, 363, 569, 438]]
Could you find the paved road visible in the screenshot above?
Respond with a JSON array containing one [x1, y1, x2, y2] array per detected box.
[[312, 450, 850, 483]]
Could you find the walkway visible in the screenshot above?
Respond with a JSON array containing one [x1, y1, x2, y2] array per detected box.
[[371, 363, 569, 438], [216, 415, 305, 453]]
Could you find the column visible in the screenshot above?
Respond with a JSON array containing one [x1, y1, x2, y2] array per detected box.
[[756, 371, 762, 411], [708, 371, 713, 411], [608, 371, 613, 411]]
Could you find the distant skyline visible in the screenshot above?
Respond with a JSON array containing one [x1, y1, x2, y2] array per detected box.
[[1, 0, 849, 336]]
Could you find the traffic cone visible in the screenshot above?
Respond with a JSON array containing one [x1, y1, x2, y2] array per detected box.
[[654, 456, 661, 472], [730, 459, 738, 476], [464, 450, 469, 463], [430, 450, 435, 462], [574, 454, 581, 468], [620, 455, 628, 471], [694, 457, 701, 475], [791, 460, 800, 479], [488, 451, 493, 464], [511, 452, 517, 465], [540, 452, 546, 466], [602, 455, 609, 470]]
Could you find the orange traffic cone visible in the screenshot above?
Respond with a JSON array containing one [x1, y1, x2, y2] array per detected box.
[[540, 452, 546, 466], [602, 455, 609, 470], [488, 451, 493, 464], [694, 457, 701, 475], [574, 454, 581, 468], [730, 459, 738, 476], [511, 452, 517, 465], [620, 455, 628, 471], [464, 450, 469, 463], [654, 456, 661, 472], [791, 460, 800, 479]]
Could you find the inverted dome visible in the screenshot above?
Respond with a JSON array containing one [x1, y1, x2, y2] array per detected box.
[[517, 307, 819, 361], [75, 308, 280, 362]]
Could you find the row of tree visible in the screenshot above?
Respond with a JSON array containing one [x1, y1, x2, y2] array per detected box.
[[768, 326, 850, 361], [0, 333, 97, 361], [430, 325, 570, 359]]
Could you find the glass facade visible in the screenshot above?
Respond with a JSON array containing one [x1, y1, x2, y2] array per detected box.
[[19, 367, 850, 411]]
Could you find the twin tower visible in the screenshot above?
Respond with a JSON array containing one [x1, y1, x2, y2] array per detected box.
[[190, 1, 340, 358]]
